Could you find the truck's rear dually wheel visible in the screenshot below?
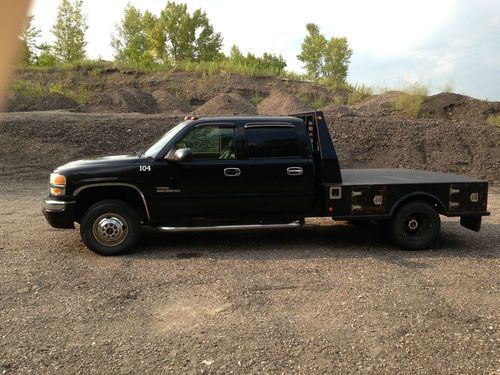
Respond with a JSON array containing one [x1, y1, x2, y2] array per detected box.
[[390, 201, 441, 250], [80, 200, 141, 256]]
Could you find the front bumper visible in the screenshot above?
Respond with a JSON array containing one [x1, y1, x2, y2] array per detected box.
[[42, 198, 76, 229]]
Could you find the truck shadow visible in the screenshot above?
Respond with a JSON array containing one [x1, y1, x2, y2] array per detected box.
[[128, 221, 500, 265]]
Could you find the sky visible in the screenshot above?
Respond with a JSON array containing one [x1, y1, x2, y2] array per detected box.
[[30, 0, 500, 100]]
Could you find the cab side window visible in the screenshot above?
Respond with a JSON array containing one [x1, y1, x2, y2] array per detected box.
[[175, 125, 236, 160], [246, 126, 300, 158]]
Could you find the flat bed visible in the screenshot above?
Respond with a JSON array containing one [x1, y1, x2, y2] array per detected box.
[[340, 168, 484, 185]]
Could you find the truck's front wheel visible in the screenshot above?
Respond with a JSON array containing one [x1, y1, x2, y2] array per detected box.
[[390, 201, 440, 250], [80, 200, 141, 256]]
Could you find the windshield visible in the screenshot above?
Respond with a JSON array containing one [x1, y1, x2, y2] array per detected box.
[[143, 121, 191, 157]]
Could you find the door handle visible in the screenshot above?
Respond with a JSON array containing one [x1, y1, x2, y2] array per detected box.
[[224, 167, 241, 177], [287, 167, 303, 176]]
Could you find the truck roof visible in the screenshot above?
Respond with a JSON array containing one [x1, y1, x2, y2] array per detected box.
[[190, 115, 303, 123]]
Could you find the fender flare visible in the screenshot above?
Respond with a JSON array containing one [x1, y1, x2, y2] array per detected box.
[[73, 183, 151, 221], [389, 191, 447, 216]]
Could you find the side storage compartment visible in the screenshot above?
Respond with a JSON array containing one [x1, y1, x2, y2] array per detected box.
[[324, 184, 388, 217], [448, 182, 488, 213], [350, 186, 387, 215]]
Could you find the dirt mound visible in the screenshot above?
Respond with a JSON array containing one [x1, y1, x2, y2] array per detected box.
[[78, 88, 157, 113], [320, 104, 357, 118], [423, 93, 500, 122], [192, 93, 256, 116], [257, 90, 312, 115], [423, 92, 468, 115], [152, 90, 191, 114], [1, 112, 498, 185], [328, 116, 499, 183], [0, 112, 180, 181], [5, 92, 78, 112], [351, 91, 401, 116]]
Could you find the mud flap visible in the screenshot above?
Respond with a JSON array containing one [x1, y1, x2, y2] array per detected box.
[[460, 216, 482, 232]]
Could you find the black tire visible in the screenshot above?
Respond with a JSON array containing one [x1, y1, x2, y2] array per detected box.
[[390, 201, 440, 250], [80, 200, 141, 256]]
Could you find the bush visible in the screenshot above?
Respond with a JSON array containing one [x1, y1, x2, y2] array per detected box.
[[35, 44, 58, 67], [393, 82, 429, 118]]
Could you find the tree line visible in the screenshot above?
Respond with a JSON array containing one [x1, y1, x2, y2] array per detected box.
[[21, 0, 352, 83]]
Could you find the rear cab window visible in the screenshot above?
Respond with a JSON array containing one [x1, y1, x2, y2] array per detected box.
[[245, 124, 301, 158]]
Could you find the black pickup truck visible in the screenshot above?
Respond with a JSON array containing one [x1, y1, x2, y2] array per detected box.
[[42, 112, 489, 255]]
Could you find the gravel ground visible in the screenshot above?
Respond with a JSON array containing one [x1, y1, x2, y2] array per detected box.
[[0, 182, 498, 374]]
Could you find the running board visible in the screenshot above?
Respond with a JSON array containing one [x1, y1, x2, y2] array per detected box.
[[156, 221, 303, 233]]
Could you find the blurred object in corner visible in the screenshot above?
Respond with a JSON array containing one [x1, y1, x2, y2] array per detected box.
[[0, 0, 32, 113]]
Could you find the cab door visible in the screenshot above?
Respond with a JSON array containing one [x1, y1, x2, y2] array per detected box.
[[238, 123, 315, 216], [151, 123, 244, 222]]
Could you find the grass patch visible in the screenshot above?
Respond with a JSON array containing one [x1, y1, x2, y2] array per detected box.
[[393, 82, 429, 118], [11, 80, 46, 98], [347, 84, 374, 105], [65, 88, 92, 104], [332, 95, 346, 105], [250, 93, 264, 106], [173, 60, 285, 77], [486, 114, 500, 127], [10, 79, 91, 104], [18, 59, 310, 80], [441, 81, 455, 93], [299, 94, 330, 110], [309, 97, 329, 109]]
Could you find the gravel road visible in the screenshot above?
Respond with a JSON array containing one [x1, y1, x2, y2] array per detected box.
[[0, 183, 498, 374]]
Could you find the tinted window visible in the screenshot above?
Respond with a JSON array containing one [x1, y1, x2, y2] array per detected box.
[[246, 127, 300, 158], [175, 126, 236, 160]]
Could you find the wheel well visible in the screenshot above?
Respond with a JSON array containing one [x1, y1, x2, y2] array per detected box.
[[390, 193, 447, 216], [74, 186, 149, 223]]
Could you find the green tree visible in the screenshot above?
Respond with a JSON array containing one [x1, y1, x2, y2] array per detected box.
[[143, 10, 165, 61], [19, 15, 41, 66], [297, 23, 326, 79], [36, 44, 57, 67], [111, 4, 154, 66], [322, 37, 352, 82], [227, 45, 286, 75], [260, 52, 287, 75], [191, 9, 223, 62], [52, 0, 88, 63], [297, 23, 352, 83], [229, 45, 245, 64], [157, 1, 222, 63]]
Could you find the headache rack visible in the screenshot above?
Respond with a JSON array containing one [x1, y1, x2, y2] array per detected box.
[[290, 111, 342, 184], [296, 112, 320, 152]]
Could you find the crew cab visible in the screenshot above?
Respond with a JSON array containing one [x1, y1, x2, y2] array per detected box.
[[42, 112, 490, 255]]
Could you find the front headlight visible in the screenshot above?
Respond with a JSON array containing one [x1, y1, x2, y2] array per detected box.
[[49, 173, 66, 196]]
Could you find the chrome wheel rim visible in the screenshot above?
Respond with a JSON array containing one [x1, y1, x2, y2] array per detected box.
[[92, 213, 128, 247]]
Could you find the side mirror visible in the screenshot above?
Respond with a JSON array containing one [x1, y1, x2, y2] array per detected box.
[[166, 148, 192, 162]]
